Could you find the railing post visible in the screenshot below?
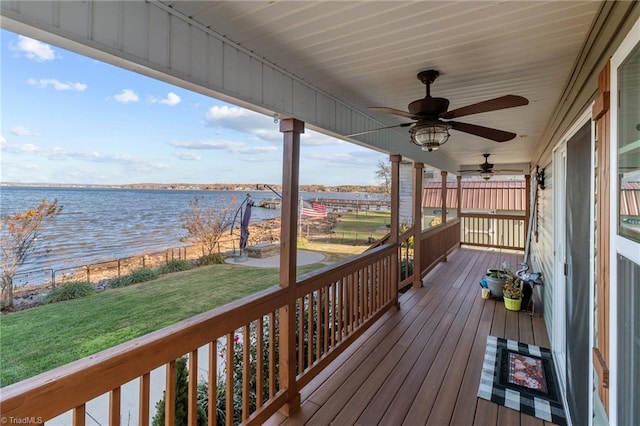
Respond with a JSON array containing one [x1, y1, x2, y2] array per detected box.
[[457, 175, 463, 246], [441, 171, 448, 261], [456, 175, 462, 218], [390, 154, 401, 307], [413, 162, 424, 288], [278, 118, 304, 415], [525, 174, 531, 245]]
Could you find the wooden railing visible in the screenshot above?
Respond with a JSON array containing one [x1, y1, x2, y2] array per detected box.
[[395, 219, 461, 290], [459, 213, 525, 250], [419, 218, 461, 278], [0, 245, 397, 426]]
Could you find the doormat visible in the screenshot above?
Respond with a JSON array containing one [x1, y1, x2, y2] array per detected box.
[[477, 335, 566, 425]]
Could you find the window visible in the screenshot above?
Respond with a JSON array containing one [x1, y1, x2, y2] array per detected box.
[[617, 41, 640, 242]]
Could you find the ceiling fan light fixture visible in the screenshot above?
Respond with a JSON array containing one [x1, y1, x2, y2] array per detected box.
[[410, 121, 451, 152], [480, 170, 493, 180]]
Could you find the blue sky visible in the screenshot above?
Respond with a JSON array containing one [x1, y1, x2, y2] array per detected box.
[[0, 29, 387, 186]]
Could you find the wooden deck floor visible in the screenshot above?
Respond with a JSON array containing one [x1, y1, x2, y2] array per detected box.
[[267, 247, 554, 426]]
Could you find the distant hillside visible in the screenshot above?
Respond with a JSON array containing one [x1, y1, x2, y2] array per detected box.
[[1, 182, 388, 193]]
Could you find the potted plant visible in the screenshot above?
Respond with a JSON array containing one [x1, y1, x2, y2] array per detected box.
[[484, 269, 507, 298], [502, 271, 523, 311]]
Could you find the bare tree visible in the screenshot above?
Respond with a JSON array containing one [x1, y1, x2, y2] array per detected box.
[[375, 160, 391, 197], [1, 198, 63, 309], [182, 196, 237, 256]]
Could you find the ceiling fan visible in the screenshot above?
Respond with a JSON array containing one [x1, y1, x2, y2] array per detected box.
[[348, 70, 529, 151], [458, 153, 523, 180]]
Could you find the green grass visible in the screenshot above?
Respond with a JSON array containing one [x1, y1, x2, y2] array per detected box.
[[0, 263, 322, 387], [324, 210, 390, 245]]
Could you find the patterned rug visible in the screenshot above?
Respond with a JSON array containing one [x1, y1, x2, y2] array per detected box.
[[477, 335, 566, 425]]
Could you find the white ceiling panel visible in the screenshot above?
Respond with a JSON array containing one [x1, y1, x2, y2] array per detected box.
[[161, 0, 601, 169]]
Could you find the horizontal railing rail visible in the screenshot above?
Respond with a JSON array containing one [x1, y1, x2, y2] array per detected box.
[[459, 213, 525, 251], [0, 245, 398, 426]]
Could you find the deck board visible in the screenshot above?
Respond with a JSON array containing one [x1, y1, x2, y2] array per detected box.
[[273, 248, 556, 425]]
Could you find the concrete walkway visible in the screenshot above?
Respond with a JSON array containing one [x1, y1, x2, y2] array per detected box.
[[229, 249, 326, 268]]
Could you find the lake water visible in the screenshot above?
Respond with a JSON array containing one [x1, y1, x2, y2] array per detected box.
[[1, 186, 381, 273]]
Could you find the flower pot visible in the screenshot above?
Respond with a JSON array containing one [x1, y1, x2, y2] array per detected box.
[[504, 296, 522, 311], [484, 274, 506, 298]]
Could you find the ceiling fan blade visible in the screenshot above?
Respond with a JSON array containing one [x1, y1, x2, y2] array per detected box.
[[346, 122, 413, 137], [440, 95, 529, 119], [458, 169, 483, 173], [494, 168, 525, 173], [449, 121, 517, 142], [368, 106, 418, 120]]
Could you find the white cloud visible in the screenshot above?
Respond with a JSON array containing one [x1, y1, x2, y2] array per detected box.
[[175, 152, 202, 161], [27, 78, 87, 91], [302, 131, 344, 146], [204, 106, 275, 133], [0, 136, 6, 146], [1, 142, 40, 153], [150, 92, 181, 106], [169, 139, 278, 155], [12, 36, 57, 62], [46, 147, 166, 170], [10, 126, 39, 137], [113, 89, 139, 104]]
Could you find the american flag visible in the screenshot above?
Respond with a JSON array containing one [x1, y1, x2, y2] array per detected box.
[[301, 203, 327, 219]]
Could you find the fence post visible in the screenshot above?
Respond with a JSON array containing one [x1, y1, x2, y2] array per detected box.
[[86, 266, 91, 283]]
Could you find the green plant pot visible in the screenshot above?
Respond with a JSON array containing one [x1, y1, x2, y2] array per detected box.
[[504, 296, 522, 311], [485, 274, 506, 298]]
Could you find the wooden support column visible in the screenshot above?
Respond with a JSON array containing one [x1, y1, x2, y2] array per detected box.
[[440, 171, 448, 225], [278, 118, 304, 415], [441, 171, 448, 261], [593, 60, 611, 414], [525, 174, 531, 243], [390, 154, 401, 307], [413, 162, 424, 288], [456, 175, 462, 218]]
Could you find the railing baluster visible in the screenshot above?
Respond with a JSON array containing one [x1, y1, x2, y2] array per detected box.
[[208, 341, 217, 426], [298, 298, 304, 374], [323, 287, 329, 355], [139, 373, 150, 426], [337, 280, 343, 342], [188, 350, 198, 426], [108, 387, 120, 426], [307, 292, 313, 368], [347, 275, 353, 333], [166, 360, 176, 426], [331, 282, 337, 348], [226, 333, 234, 426], [73, 404, 86, 426], [256, 317, 264, 408], [242, 325, 250, 421], [268, 312, 276, 399], [315, 289, 321, 362]]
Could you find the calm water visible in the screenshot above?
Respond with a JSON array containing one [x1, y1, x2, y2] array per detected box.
[[1, 186, 379, 273]]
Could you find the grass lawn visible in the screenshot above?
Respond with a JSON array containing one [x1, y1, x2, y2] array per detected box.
[[0, 262, 322, 387], [322, 210, 390, 245]]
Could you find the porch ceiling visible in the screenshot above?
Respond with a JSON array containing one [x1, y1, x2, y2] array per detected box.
[[163, 0, 601, 172]]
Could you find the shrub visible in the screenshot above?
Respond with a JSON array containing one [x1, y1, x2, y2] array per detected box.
[[400, 258, 414, 281], [197, 253, 225, 266], [108, 267, 159, 288], [158, 259, 192, 274], [43, 281, 95, 304], [152, 357, 206, 426]]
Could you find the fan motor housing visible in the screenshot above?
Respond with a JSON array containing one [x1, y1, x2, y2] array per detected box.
[[408, 97, 449, 117]]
